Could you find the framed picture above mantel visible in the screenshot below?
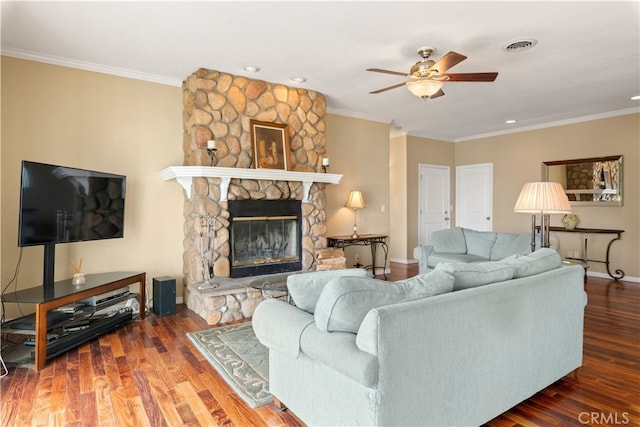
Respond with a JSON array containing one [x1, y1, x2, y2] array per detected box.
[[250, 120, 291, 171]]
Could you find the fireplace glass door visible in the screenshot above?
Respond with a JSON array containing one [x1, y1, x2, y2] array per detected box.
[[228, 199, 302, 277], [231, 215, 299, 267]]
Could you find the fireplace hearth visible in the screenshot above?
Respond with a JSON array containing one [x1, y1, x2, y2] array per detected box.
[[229, 200, 302, 277]]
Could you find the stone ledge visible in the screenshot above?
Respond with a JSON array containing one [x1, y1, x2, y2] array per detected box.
[[185, 272, 306, 325]]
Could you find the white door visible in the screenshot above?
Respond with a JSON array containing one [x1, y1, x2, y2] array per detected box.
[[456, 163, 493, 231], [419, 164, 451, 246]]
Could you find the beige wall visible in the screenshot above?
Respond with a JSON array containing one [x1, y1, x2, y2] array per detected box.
[[397, 114, 640, 278], [389, 135, 408, 262], [453, 114, 639, 279], [3, 58, 636, 323], [1, 57, 184, 319], [325, 114, 390, 269]]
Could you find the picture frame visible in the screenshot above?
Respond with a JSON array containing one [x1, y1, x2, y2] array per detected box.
[[250, 120, 291, 171]]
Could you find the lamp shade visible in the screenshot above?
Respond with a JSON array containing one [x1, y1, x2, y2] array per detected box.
[[406, 79, 443, 98], [345, 190, 366, 209], [514, 182, 572, 214]]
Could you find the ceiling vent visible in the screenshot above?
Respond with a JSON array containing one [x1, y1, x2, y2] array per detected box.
[[503, 38, 538, 52]]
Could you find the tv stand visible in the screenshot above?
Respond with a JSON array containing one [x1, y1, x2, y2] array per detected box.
[[2, 271, 146, 370]]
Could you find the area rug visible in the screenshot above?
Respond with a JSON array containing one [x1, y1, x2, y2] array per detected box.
[[186, 322, 271, 408]]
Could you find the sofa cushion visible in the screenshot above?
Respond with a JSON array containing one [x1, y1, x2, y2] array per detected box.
[[427, 252, 488, 268], [287, 268, 370, 314], [490, 232, 532, 260], [431, 227, 467, 254], [314, 270, 455, 333], [463, 228, 498, 258], [435, 260, 516, 290], [501, 248, 562, 278]]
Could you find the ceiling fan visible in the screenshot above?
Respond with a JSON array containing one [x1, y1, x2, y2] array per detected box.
[[367, 46, 498, 99]]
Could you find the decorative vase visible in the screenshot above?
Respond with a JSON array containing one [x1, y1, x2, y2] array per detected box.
[[72, 273, 86, 285], [562, 213, 578, 230]]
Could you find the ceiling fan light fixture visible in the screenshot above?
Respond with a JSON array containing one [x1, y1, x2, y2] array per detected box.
[[406, 79, 443, 98]]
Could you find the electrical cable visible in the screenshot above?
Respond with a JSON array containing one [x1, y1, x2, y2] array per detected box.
[[1, 248, 24, 325]]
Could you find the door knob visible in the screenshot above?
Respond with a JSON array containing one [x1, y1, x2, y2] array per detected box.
[[486, 216, 491, 220], [444, 217, 450, 221]]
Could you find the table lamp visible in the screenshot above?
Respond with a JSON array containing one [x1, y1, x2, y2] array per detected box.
[[345, 190, 366, 238], [514, 182, 572, 251]]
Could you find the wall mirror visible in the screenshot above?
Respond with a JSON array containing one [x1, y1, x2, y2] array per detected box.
[[542, 155, 623, 206]]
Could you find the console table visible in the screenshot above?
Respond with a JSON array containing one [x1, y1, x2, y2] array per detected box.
[[327, 234, 389, 280], [2, 271, 146, 370], [548, 227, 624, 280]]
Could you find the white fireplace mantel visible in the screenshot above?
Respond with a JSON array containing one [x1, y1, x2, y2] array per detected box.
[[160, 166, 343, 202]]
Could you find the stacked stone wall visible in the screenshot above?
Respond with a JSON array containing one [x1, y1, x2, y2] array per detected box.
[[181, 69, 328, 285]]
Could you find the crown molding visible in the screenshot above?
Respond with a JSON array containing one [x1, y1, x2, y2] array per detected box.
[[326, 106, 392, 125], [451, 108, 640, 143], [1, 47, 183, 87]]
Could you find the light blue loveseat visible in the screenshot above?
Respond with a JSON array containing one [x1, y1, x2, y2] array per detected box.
[[253, 249, 586, 426], [414, 227, 538, 273]]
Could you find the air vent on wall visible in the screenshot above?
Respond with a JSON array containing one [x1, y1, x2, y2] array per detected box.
[[503, 38, 538, 52]]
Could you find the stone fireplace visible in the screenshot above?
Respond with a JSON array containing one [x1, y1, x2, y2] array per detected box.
[[166, 68, 341, 324]]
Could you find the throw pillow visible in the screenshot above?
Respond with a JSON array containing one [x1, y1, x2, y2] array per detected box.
[[501, 247, 562, 278], [314, 270, 455, 333], [286, 268, 370, 313], [431, 227, 467, 254], [435, 260, 516, 290], [463, 229, 498, 258]]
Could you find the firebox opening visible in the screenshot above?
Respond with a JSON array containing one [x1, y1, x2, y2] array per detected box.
[[229, 200, 302, 278]]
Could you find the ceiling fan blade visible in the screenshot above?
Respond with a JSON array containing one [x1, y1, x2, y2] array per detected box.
[[429, 51, 467, 74], [369, 82, 407, 94], [441, 72, 498, 82], [430, 88, 445, 99], [366, 68, 408, 77]]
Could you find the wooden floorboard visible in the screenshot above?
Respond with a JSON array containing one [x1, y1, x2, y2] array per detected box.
[[1, 263, 638, 426]]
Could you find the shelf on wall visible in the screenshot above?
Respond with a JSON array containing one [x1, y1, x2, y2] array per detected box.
[[160, 166, 343, 202]]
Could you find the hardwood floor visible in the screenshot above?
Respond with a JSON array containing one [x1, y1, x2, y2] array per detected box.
[[2, 263, 638, 426]]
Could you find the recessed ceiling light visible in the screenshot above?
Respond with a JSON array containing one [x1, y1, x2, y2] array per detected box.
[[243, 65, 260, 73], [631, 95, 640, 101], [505, 119, 517, 124], [290, 76, 307, 84]]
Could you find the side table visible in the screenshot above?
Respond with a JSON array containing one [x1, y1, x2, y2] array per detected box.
[[548, 226, 625, 280], [327, 234, 389, 280], [249, 274, 290, 303]]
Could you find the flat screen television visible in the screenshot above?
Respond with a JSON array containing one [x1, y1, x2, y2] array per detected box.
[[18, 161, 126, 287]]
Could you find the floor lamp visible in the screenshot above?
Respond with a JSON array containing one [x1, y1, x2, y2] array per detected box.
[[514, 182, 572, 251], [345, 190, 366, 238]]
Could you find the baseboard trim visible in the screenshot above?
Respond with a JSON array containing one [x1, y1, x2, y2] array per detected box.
[[389, 258, 418, 265], [587, 271, 639, 284]]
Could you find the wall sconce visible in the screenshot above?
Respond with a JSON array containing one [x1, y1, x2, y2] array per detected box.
[[322, 157, 330, 173], [345, 190, 366, 238], [207, 140, 218, 166], [514, 182, 572, 251]]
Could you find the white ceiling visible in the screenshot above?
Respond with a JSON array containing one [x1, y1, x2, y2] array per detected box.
[[2, 1, 639, 142]]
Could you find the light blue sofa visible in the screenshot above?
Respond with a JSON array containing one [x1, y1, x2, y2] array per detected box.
[[253, 250, 586, 426], [414, 227, 540, 274]]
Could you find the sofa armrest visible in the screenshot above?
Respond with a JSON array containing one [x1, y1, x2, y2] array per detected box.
[[252, 299, 314, 358], [413, 245, 434, 274]]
